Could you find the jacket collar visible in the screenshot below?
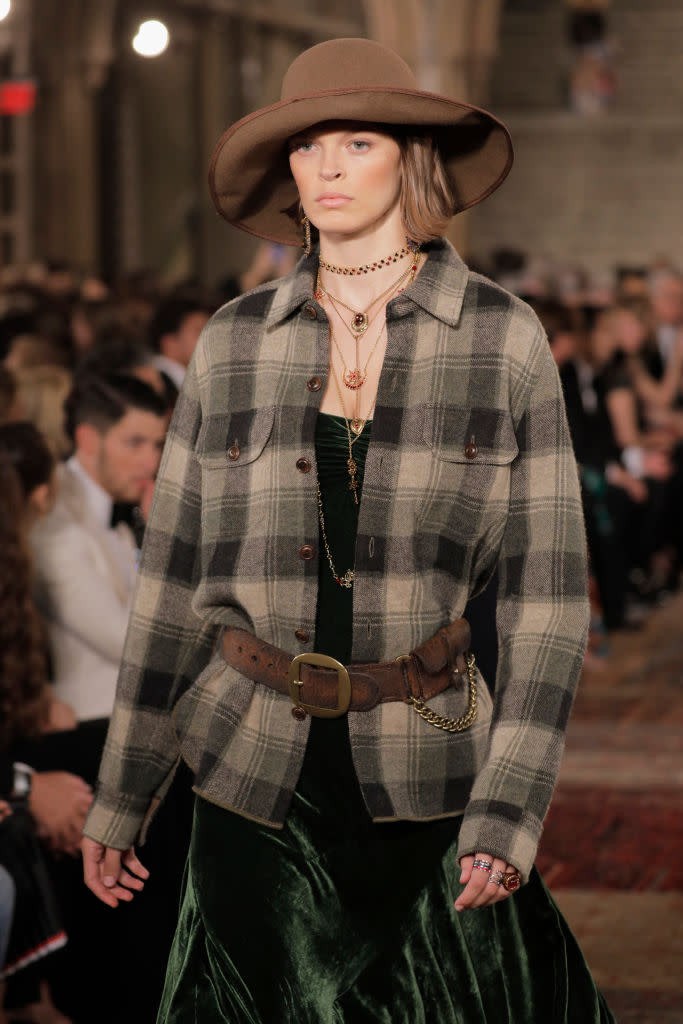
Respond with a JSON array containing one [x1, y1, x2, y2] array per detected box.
[[264, 237, 468, 329]]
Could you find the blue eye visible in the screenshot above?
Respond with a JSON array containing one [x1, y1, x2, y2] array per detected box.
[[293, 140, 314, 153], [350, 140, 370, 152]]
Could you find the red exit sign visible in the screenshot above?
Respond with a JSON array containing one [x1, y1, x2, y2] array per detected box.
[[0, 79, 36, 115]]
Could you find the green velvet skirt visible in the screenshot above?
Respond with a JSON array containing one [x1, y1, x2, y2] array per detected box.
[[157, 415, 615, 1023]]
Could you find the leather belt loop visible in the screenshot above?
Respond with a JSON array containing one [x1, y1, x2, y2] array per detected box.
[[397, 655, 415, 701]]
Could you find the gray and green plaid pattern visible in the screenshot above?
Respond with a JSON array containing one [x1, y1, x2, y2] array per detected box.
[[84, 239, 589, 883]]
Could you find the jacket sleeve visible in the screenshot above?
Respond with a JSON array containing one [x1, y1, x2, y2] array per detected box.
[[456, 319, 590, 882], [83, 344, 216, 849]]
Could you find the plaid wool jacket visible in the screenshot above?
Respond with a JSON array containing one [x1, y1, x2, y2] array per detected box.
[[84, 239, 589, 882]]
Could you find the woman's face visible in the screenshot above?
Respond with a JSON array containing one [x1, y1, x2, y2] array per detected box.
[[614, 309, 647, 354], [288, 121, 402, 241]]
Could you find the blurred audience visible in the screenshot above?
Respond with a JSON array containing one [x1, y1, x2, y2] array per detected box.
[[13, 366, 73, 460], [0, 443, 87, 1023], [523, 253, 682, 655], [147, 294, 212, 389]]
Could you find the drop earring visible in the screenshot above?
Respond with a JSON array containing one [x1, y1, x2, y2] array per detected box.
[[302, 215, 311, 257]]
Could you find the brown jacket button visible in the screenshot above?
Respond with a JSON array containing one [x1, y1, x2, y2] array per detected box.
[[227, 445, 240, 461], [296, 457, 311, 473], [298, 544, 315, 560], [307, 376, 322, 392], [464, 436, 478, 459], [303, 304, 317, 320], [295, 629, 310, 643]]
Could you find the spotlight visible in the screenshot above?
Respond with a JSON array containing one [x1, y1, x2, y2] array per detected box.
[[0, 0, 11, 23], [132, 19, 169, 58]]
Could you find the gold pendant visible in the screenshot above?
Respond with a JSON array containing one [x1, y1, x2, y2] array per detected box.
[[343, 368, 366, 390], [337, 570, 355, 589], [350, 419, 364, 435], [350, 313, 368, 334]]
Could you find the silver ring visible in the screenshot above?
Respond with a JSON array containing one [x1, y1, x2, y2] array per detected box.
[[472, 858, 493, 873], [488, 869, 505, 886]]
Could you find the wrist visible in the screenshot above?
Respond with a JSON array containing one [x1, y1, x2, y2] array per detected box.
[[10, 761, 34, 810]]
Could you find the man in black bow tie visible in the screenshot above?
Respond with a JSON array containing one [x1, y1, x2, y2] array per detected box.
[[30, 373, 167, 724]]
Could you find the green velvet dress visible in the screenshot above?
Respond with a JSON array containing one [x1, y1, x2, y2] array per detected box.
[[157, 414, 615, 1024]]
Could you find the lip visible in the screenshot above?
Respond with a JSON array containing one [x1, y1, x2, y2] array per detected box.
[[316, 193, 352, 207]]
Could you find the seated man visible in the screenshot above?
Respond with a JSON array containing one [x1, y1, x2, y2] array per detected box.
[[30, 374, 167, 722], [148, 294, 211, 390]]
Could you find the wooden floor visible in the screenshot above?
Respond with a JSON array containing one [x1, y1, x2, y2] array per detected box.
[[537, 592, 683, 1023]]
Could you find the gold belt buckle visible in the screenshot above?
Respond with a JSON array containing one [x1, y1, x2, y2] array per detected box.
[[287, 653, 352, 718]]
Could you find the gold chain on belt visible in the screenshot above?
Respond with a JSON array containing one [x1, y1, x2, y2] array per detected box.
[[406, 653, 478, 732]]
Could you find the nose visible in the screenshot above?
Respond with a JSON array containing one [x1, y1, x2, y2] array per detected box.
[[318, 144, 343, 181], [141, 445, 162, 475]]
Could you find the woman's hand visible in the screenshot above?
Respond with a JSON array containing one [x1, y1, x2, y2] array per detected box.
[[43, 697, 78, 733], [82, 837, 149, 908], [455, 852, 520, 911]]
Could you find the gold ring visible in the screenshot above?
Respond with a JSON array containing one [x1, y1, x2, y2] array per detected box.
[[502, 870, 521, 893]]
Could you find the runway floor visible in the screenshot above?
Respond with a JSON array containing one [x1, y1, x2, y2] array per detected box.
[[538, 591, 683, 1023]]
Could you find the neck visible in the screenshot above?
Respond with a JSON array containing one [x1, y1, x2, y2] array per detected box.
[[318, 216, 408, 267], [317, 231, 416, 306]]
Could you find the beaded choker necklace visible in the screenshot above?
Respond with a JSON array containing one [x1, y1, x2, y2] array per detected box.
[[319, 239, 419, 276]]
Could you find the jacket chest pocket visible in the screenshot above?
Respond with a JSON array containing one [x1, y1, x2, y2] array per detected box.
[[417, 404, 518, 544], [195, 406, 276, 538]]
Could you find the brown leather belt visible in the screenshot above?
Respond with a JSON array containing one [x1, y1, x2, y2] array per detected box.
[[220, 618, 471, 719]]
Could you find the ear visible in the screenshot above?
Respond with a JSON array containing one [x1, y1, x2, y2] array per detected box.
[[29, 481, 54, 518], [159, 332, 178, 359], [74, 421, 102, 458]]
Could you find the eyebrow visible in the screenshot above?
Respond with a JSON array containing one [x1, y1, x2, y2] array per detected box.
[[290, 123, 383, 143]]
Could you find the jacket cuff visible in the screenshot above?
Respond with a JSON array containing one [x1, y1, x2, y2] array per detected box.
[[455, 804, 543, 885], [82, 788, 150, 850]]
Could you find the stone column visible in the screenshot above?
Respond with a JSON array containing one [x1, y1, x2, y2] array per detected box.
[[33, 0, 115, 270], [363, 0, 503, 259]]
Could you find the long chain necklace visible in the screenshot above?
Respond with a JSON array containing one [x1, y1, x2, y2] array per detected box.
[[316, 477, 355, 588], [321, 255, 421, 391], [329, 365, 376, 502], [329, 318, 386, 392], [315, 259, 415, 337], [318, 241, 417, 277]]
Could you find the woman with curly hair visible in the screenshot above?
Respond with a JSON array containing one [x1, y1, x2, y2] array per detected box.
[[0, 433, 75, 1024]]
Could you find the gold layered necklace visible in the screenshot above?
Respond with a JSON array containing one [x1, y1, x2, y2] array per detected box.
[[327, 354, 377, 502], [313, 246, 421, 585], [317, 254, 421, 393], [315, 259, 416, 339]]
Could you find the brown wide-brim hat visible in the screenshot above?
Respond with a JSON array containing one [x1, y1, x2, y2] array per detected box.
[[208, 37, 513, 246]]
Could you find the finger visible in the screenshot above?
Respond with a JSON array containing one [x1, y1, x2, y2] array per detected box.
[[121, 847, 149, 880], [488, 862, 522, 905], [82, 840, 122, 908], [454, 852, 495, 911], [474, 857, 510, 907], [487, 861, 514, 904], [102, 847, 124, 888], [69, 777, 93, 796], [458, 854, 474, 886], [118, 869, 146, 892]]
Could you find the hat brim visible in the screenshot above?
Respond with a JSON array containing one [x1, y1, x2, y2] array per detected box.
[[208, 86, 513, 246]]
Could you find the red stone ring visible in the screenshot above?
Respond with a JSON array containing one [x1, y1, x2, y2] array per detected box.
[[502, 870, 521, 893]]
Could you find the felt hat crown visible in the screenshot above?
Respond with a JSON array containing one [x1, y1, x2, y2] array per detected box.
[[208, 37, 513, 245]]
